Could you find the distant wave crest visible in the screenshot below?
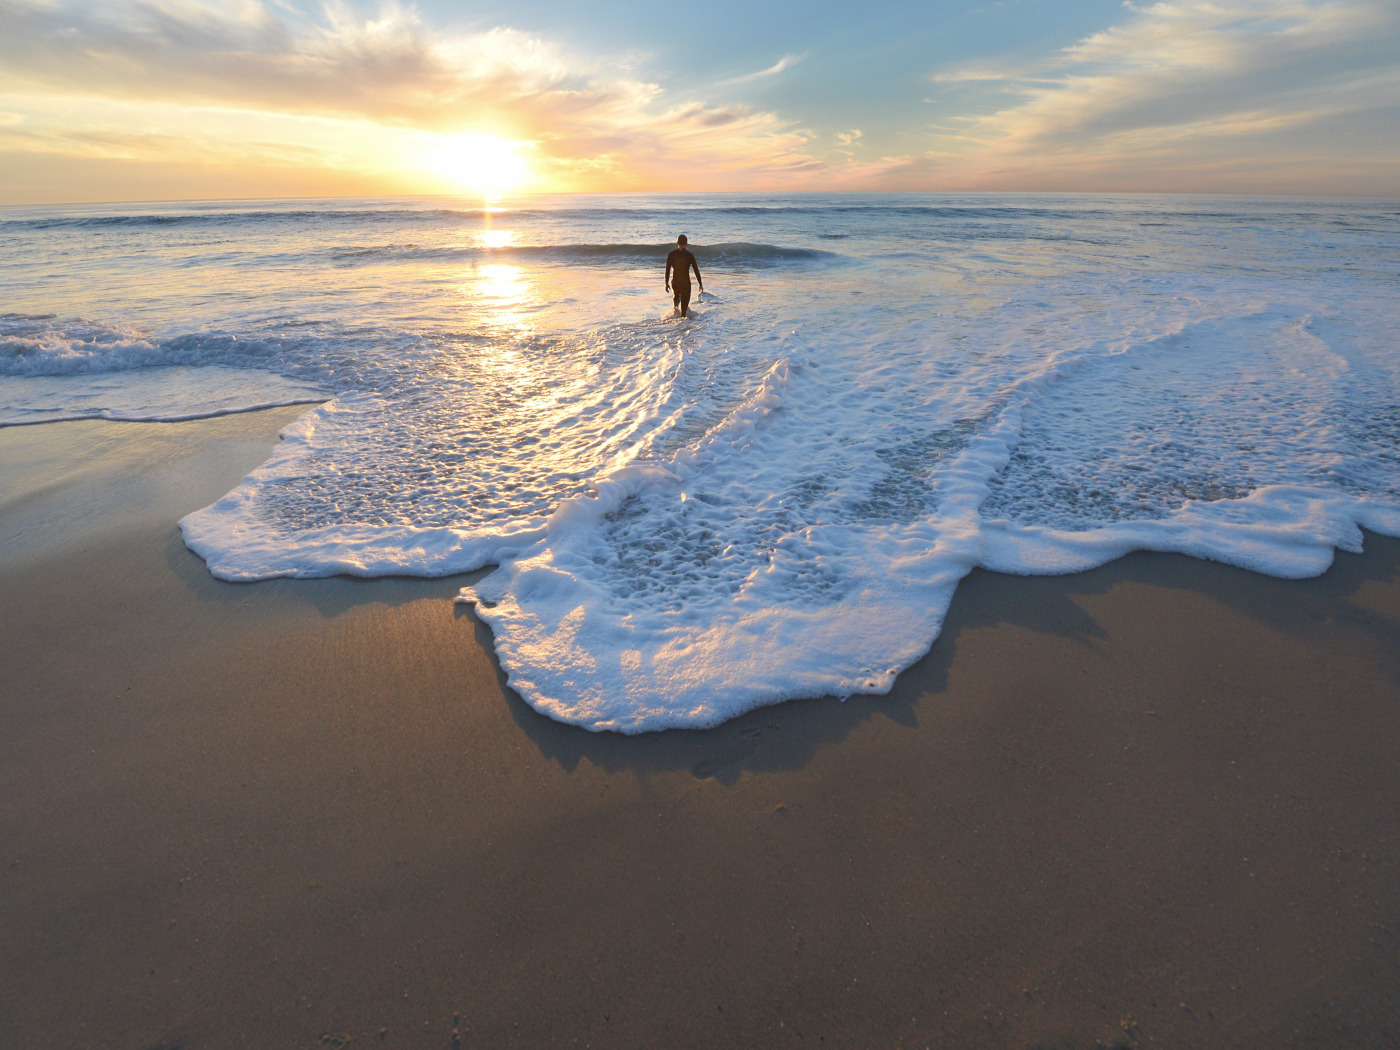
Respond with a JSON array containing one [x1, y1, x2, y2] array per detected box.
[[8, 200, 1386, 236], [327, 240, 838, 268], [0, 201, 1178, 232], [3, 204, 1101, 230]]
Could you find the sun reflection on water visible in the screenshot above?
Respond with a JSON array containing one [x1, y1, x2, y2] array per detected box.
[[469, 263, 533, 330], [480, 227, 516, 250]]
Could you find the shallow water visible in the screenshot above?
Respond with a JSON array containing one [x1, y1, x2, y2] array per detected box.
[[3, 193, 1398, 731]]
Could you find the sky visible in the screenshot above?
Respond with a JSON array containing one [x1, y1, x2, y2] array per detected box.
[[0, 0, 1397, 203]]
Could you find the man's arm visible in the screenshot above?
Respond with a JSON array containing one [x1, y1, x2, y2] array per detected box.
[[665, 255, 673, 291], [690, 255, 703, 291]]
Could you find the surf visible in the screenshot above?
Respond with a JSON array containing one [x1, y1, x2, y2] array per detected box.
[[3, 193, 1398, 731]]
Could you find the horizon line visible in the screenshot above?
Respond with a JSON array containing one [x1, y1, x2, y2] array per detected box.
[[3, 187, 1399, 211]]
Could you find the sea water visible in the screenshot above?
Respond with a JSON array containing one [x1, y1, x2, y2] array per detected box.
[[3, 193, 1398, 731]]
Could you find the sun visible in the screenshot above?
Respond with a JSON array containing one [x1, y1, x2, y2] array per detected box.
[[421, 132, 533, 198]]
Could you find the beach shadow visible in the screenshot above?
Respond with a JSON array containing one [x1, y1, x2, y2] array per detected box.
[[936, 529, 1400, 666], [457, 602, 921, 785], [470, 529, 1400, 785], [168, 500, 1400, 786], [1033, 531, 1400, 678]]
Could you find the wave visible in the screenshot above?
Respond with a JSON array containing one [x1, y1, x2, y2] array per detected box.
[[0, 203, 1090, 231], [5, 200, 1313, 234], [326, 241, 841, 268], [9, 190, 1400, 734], [0, 313, 365, 381]]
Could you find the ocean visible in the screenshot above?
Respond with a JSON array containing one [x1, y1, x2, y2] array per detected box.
[[3, 193, 1398, 732]]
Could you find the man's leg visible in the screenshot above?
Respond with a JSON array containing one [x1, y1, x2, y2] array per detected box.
[[679, 284, 692, 317]]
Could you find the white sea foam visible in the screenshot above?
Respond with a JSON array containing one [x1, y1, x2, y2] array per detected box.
[[1, 315, 164, 376], [5, 194, 1398, 731]]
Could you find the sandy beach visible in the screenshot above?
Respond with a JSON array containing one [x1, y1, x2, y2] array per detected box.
[[1, 407, 1398, 1050]]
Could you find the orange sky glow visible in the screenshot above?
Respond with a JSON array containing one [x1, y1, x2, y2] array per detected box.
[[1, 0, 1397, 204]]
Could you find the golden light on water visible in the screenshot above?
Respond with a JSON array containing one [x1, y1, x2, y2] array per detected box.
[[420, 132, 533, 198], [480, 228, 516, 250], [471, 263, 532, 331], [479, 263, 524, 298]]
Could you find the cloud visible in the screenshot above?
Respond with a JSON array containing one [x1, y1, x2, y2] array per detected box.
[[0, 1, 625, 132], [920, 0, 1400, 192], [7, 0, 1388, 199], [0, 0, 830, 195], [716, 53, 807, 87], [929, 68, 1029, 84]]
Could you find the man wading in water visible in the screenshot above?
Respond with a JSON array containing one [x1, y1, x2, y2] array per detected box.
[[665, 234, 703, 318]]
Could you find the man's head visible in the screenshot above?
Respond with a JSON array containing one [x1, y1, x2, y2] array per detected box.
[[677, 234, 688, 246]]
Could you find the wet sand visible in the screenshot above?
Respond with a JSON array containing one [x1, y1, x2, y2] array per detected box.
[[1, 408, 1398, 1050]]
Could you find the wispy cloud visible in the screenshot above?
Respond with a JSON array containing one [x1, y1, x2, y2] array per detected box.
[[0, 1, 632, 133], [716, 53, 807, 87], [929, 68, 1027, 84], [917, 0, 1400, 193]]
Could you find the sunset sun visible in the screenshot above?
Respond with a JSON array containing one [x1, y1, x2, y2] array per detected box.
[[420, 132, 533, 197]]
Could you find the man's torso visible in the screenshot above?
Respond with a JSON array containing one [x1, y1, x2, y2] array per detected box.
[[668, 248, 694, 283]]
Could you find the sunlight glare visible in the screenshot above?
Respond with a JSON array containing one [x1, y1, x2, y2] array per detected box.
[[479, 264, 525, 301], [467, 264, 534, 332], [420, 132, 532, 198]]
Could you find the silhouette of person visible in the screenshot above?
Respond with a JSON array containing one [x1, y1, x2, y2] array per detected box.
[[665, 235, 703, 318]]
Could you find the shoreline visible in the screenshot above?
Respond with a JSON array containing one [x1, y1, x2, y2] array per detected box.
[[0, 398, 329, 429], [2, 408, 1398, 1049]]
